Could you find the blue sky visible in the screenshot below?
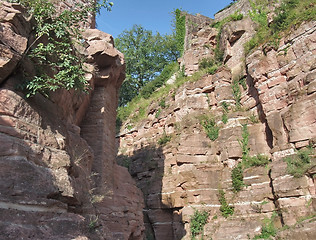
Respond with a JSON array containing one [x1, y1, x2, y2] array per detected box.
[[96, 0, 232, 38]]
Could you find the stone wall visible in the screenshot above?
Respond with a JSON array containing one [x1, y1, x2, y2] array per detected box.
[[179, 12, 215, 76], [183, 12, 213, 52], [0, 1, 144, 239], [214, 0, 252, 22], [118, 18, 316, 240]]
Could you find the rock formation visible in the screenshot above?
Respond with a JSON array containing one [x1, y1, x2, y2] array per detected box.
[[117, 4, 316, 240], [1, 0, 315, 239], [214, 0, 252, 22], [0, 1, 144, 239]]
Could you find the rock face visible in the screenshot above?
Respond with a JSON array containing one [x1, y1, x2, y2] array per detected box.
[[0, 1, 144, 239], [220, 17, 256, 76], [179, 13, 215, 76], [214, 0, 252, 22], [118, 12, 316, 240], [0, 1, 32, 84]]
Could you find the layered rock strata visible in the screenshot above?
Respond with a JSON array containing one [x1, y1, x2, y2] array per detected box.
[[0, 1, 144, 239], [118, 17, 316, 240]]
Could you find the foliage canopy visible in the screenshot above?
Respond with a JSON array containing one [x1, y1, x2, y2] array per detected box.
[[115, 25, 179, 106], [10, 0, 113, 97]]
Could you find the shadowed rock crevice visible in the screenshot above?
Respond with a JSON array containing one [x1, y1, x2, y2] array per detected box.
[[246, 72, 273, 149], [117, 145, 187, 240], [268, 169, 285, 226]]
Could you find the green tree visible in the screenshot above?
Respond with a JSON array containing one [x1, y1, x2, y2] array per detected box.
[[115, 25, 179, 106], [9, 0, 113, 97]]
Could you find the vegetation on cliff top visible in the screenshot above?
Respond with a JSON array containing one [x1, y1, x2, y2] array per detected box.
[[245, 0, 316, 55], [10, 0, 113, 97], [116, 68, 208, 131], [116, 0, 316, 132]]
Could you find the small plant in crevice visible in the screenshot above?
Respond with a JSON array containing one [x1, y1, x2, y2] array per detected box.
[[208, 65, 219, 75], [199, 58, 215, 69], [231, 163, 244, 192], [180, 65, 186, 78], [253, 212, 277, 240], [88, 215, 99, 232], [230, 11, 244, 21], [249, 113, 259, 123], [201, 116, 220, 141], [126, 124, 133, 131], [222, 113, 228, 124], [231, 123, 271, 192], [117, 155, 132, 169], [221, 101, 229, 112], [198, 57, 220, 75], [159, 98, 166, 108], [296, 213, 316, 224], [218, 189, 234, 218], [243, 154, 270, 168], [239, 77, 247, 90], [155, 108, 161, 118], [214, 46, 224, 64], [238, 124, 271, 168], [232, 79, 242, 110], [205, 93, 211, 109], [232, 75, 247, 110], [239, 124, 250, 160], [283, 146, 315, 178], [221, 101, 229, 124], [190, 209, 209, 239], [90, 194, 105, 204], [158, 131, 172, 146]]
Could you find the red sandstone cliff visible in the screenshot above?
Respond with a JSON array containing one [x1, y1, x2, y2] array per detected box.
[[0, 1, 144, 239], [117, 6, 316, 240]]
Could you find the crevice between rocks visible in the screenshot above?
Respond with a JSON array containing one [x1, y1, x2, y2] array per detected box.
[[246, 72, 274, 149], [268, 169, 285, 226]]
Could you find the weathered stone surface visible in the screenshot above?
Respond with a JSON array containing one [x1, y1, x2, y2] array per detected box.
[[180, 25, 218, 76], [283, 93, 316, 143], [118, 17, 316, 240], [0, 1, 31, 83], [0, 2, 144, 240], [220, 17, 256, 76], [277, 216, 316, 240]]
